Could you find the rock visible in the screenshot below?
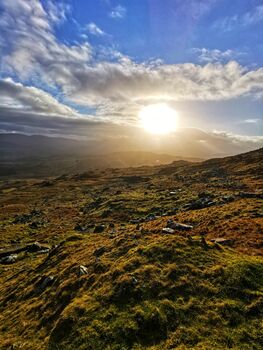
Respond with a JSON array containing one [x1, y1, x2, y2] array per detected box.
[[167, 220, 193, 231], [145, 214, 156, 222], [183, 197, 216, 211], [93, 224, 105, 233], [74, 223, 88, 232], [162, 227, 175, 234], [0, 254, 18, 264], [210, 238, 235, 245], [39, 276, 54, 290], [26, 242, 49, 253], [78, 265, 88, 276]]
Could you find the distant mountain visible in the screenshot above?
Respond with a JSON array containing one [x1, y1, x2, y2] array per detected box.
[[0, 134, 202, 178]]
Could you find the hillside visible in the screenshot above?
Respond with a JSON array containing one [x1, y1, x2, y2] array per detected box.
[[0, 148, 262, 349]]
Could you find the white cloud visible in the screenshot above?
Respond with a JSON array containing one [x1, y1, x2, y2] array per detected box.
[[192, 48, 244, 63], [214, 5, 263, 31], [86, 22, 105, 36], [241, 118, 260, 124], [212, 130, 263, 144], [109, 5, 126, 19], [0, 0, 92, 80], [0, 78, 77, 116], [45, 0, 71, 25]]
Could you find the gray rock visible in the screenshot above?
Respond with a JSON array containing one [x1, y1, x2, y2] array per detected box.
[[93, 224, 105, 233], [210, 238, 235, 245], [26, 242, 50, 253], [39, 276, 54, 290], [0, 254, 18, 264], [167, 220, 193, 231], [162, 227, 175, 234], [78, 265, 88, 276], [145, 214, 156, 221]]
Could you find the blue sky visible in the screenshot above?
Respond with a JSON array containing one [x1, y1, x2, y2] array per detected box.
[[0, 0, 262, 156]]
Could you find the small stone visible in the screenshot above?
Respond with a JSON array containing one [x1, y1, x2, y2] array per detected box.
[[210, 238, 235, 245], [162, 227, 175, 234], [78, 265, 88, 276], [167, 220, 193, 231]]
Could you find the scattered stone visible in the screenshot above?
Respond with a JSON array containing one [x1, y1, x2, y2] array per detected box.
[[183, 197, 216, 211], [77, 265, 88, 276], [210, 238, 235, 245], [169, 191, 177, 195], [39, 276, 54, 290], [0, 254, 18, 264], [162, 227, 175, 234], [26, 242, 50, 253], [145, 214, 156, 222], [167, 220, 193, 231], [93, 224, 105, 233], [131, 276, 138, 284]]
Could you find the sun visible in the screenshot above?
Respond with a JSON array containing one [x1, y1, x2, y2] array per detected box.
[[139, 103, 178, 135]]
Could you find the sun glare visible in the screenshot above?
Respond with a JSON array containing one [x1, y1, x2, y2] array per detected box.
[[139, 103, 178, 135]]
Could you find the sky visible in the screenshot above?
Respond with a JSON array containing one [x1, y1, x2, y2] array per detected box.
[[0, 0, 263, 156]]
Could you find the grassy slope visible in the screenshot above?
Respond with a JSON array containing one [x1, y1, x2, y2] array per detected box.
[[0, 148, 262, 349]]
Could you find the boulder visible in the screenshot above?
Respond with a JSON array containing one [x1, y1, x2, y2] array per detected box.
[[0, 254, 18, 264], [26, 242, 50, 253]]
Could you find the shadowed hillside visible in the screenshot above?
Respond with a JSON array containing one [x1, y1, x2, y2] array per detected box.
[[0, 148, 262, 349]]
